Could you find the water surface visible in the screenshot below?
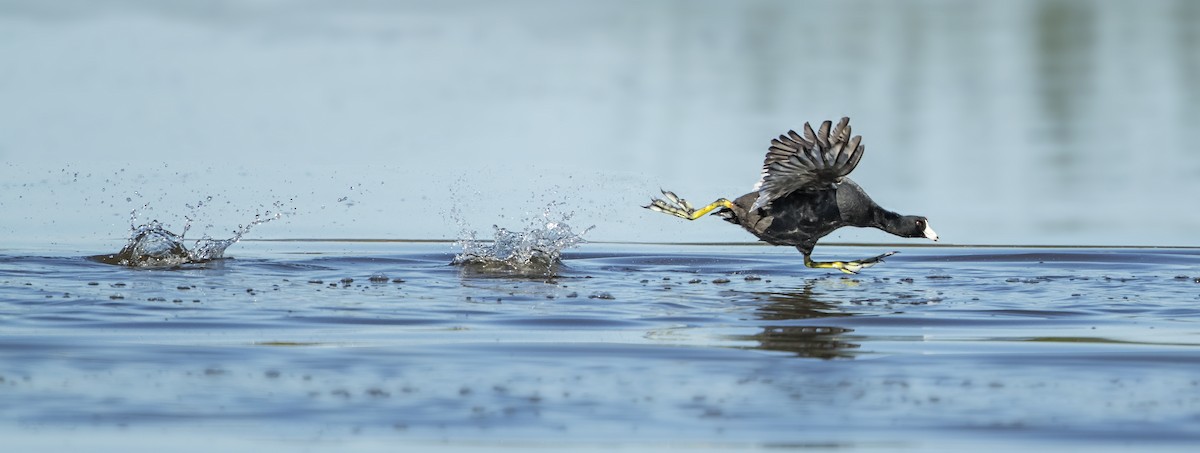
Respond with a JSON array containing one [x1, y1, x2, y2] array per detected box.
[[2, 242, 1198, 450]]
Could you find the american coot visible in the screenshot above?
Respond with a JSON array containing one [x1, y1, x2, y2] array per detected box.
[[646, 117, 938, 274]]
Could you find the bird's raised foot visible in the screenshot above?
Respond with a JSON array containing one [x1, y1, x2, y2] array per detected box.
[[644, 190, 733, 221], [804, 251, 898, 274], [644, 190, 696, 220]]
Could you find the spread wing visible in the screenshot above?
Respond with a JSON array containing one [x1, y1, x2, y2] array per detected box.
[[751, 117, 865, 210]]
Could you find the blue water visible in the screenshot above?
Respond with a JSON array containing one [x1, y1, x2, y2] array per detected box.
[[3, 241, 1199, 451], [4, 1, 1200, 450]]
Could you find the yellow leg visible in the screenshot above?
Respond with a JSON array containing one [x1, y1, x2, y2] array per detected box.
[[804, 251, 897, 274], [644, 190, 734, 221]]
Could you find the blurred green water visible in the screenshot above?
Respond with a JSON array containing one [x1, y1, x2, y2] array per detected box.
[[0, 0, 1197, 245]]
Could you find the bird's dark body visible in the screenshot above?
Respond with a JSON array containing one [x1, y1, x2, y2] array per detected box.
[[646, 117, 935, 271], [719, 179, 883, 254]]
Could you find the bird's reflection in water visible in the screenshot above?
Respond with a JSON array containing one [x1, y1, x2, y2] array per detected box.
[[753, 284, 850, 320], [750, 325, 858, 359], [734, 282, 861, 359]]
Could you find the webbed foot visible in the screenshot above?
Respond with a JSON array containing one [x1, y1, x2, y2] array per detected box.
[[804, 251, 897, 274]]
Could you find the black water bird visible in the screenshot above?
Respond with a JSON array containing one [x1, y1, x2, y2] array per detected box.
[[645, 117, 937, 274]]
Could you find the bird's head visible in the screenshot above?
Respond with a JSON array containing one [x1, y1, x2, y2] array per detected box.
[[900, 216, 938, 242]]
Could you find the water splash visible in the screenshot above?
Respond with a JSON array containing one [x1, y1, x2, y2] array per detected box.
[[95, 201, 284, 268], [451, 204, 593, 275]]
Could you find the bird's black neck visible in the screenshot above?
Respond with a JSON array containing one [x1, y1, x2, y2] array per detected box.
[[874, 209, 907, 236]]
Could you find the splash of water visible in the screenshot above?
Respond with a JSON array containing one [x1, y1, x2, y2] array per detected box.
[[96, 201, 284, 268], [451, 205, 593, 275]]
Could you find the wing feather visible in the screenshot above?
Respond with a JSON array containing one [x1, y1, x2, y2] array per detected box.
[[846, 143, 865, 173], [829, 117, 850, 144], [769, 139, 794, 152], [802, 123, 818, 146], [816, 120, 832, 148], [828, 142, 845, 169], [753, 117, 868, 210]]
